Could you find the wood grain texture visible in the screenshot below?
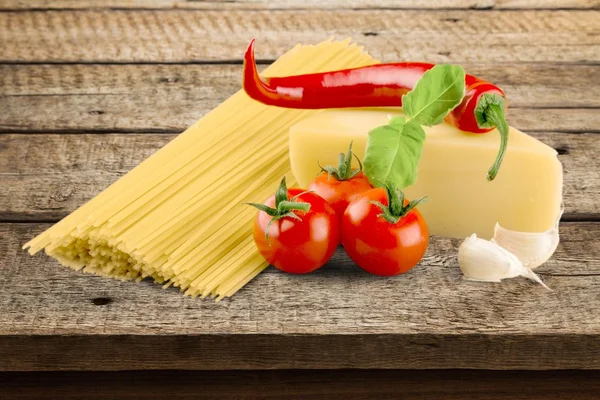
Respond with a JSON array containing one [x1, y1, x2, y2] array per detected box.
[[1, 0, 598, 10], [1, 2, 599, 375], [0, 10, 598, 63], [2, 370, 600, 400], [1, 222, 599, 370], [1, 64, 599, 133], [1, 132, 598, 221], [5, 63, 597, 107]]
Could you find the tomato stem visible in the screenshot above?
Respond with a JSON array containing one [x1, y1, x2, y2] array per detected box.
[[246, 177, 312, 245], [318, 141, 363, 181], [371, 182, 427, 224]]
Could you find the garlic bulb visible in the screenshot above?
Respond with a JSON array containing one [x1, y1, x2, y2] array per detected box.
[[491, 210, 562, 270], [458, 234, 550, 290]]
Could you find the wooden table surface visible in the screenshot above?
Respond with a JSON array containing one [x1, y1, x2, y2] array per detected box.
[[1, 0, 600, 398]]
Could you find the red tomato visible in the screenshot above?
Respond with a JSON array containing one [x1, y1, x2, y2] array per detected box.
[[253, 188, 339, 274], [308, 171, 373, 225], [341, 187, 429, 276]]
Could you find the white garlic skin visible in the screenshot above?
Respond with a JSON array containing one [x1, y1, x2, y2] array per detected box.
[[491, 222, 560, 270], [491, 206, 562, 270], [458, 234, 550, 289]]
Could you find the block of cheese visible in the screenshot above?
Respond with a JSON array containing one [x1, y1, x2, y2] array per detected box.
[[289, 108, 563, 239]]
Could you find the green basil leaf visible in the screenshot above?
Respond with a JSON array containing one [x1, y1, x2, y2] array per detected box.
[[363, 117, 426, 189], [402, 64, 466, 126], [388, 115, 405, 129]]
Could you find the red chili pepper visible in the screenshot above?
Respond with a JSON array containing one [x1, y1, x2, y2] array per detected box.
[[243, 39, 509, 181]]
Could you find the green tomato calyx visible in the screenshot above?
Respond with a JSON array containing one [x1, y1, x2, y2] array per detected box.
[[246, 177, 311, 245], [318, 141, 363, 181], [370, 182, 427, 224]]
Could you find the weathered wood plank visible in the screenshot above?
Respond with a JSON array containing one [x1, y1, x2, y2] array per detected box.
[[3, 63, 598, 107], [0, 10, 598, 63], [2, 370, 600, 400], [0, 0, 597, 10], [5, 222, 598, 278], [1, 132, 598, 221], [5, 64, 598, 107], [1, 64, 598, 133], [0, 134, 167, 220], [1, 222, 599, 370]]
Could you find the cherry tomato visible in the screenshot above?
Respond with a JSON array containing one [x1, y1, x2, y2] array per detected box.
[[308, 171, 373, 225], [251, 179, 339, 274], [342, 187, 429, 276]]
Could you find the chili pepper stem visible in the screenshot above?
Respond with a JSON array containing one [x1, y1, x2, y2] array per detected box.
[[474, 93, 510, 181], [484, 103, 509, 181]]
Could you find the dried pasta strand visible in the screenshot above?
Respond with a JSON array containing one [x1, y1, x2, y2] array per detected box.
[[24, 39, 376, 299]]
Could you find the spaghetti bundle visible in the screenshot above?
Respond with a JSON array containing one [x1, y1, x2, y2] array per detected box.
[[24, 40, 375, 300]]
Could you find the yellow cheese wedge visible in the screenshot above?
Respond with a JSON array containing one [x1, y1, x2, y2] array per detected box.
[[289, 108, 563, 239]]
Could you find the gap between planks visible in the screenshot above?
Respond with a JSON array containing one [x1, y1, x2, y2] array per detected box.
[[0, 0, 598, 11], [2, 119, 598, 134], [0, 6, 598, 12], [2, 60, 600, 66]]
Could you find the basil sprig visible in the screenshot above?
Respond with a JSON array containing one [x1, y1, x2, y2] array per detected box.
[[363, 64, 465, 189]]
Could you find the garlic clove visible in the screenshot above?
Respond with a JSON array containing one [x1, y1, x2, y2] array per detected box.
[[491, 208, 562, 270], [458, 234, 512, 282], [458, 234, 550, 290]]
